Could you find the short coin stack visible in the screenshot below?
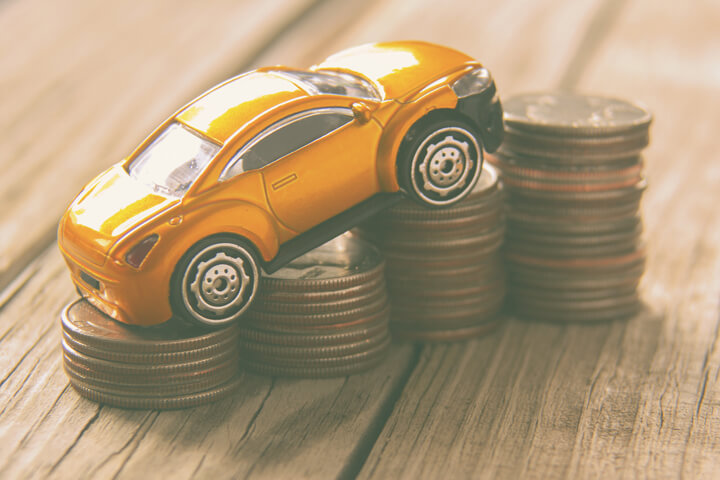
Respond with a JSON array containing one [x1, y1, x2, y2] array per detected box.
[[61, 300, 240, 409], [489, 92, 652, 322], [362, 164, 506, 341], [238, 234, 391, 377]]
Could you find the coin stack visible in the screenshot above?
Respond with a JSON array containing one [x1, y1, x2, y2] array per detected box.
[[237, 234, 391, 378], [361, 164, 506, 341], [489, 92, 652, 322], [61, 300, 240, 409]]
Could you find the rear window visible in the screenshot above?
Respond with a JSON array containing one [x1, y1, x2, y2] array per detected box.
[[270, 70, 380, 101]]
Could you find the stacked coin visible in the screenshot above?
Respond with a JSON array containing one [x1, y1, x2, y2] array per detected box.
[[61, 300, 240, 409], [361, 164, 506, 341], [489, 92, 652, 322], [237, 234, 391, 378]]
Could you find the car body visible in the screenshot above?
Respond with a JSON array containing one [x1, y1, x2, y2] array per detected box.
[[58, 41, 503, 327]]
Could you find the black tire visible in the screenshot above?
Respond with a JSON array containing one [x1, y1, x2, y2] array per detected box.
[[397, 114, 483, 207], [170, 235, 260, 328]]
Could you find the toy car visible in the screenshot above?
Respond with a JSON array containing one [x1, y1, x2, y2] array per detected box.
[[58, 41, 503, 327]]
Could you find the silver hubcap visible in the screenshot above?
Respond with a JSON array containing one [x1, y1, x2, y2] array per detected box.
[[412, 128, 478, 203], [181, 243, 257, 324], [427, 143, 465, 187], [190, 252, 249, 314]]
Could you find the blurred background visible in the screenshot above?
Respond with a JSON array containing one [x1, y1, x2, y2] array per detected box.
[[1, 0, 718, 296], [2, 1, 720, 477]]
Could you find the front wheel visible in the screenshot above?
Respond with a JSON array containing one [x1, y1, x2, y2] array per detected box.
[[171, 236, 260, 327], [398, 117, 483, 207]]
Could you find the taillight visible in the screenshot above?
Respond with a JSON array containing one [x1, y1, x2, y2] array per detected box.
[[125, 234, 159, 268]]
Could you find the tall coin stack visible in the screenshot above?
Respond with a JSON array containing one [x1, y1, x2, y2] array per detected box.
[[61, 300, 240, 409], [489, 92, 652, 322], [362, 164, 506, 341], [237, 234, 391, 378]]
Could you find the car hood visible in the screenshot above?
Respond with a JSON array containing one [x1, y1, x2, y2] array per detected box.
[[314, 41, 475, 100], [61, 165, 176, 265]]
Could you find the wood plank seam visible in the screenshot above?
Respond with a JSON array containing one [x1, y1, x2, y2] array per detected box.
[[46, 405, 102, 476], [558, 0, 629, 89], [233, 379, 275, 454], [238, 0, 336, 73], [86, 411, 156, 478], [110, 412, 161, 478], [338, 343, 423, 480], [0, 320, 55, 391]]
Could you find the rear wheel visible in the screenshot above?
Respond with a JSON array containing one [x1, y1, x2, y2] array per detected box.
[[171, 235, 260, 327], [398, 115, 483, 207]]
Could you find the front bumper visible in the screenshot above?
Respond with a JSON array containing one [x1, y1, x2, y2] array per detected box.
[[456, 81, 504, 153], [59, 243, 173, 326]]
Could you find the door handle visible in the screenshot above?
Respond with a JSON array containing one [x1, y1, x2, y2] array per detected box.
[[271, 173, 297, 190]]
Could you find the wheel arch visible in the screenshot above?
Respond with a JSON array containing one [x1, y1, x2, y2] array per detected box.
[[394, 110, 484, 207], [166, 200, 280, 267], [375, 86, 482, 193]]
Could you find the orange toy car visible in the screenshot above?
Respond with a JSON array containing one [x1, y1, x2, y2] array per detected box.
[[58, 41, 503, 327]]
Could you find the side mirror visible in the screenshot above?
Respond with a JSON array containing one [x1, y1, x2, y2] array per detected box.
[[351, 102, 372, 124]]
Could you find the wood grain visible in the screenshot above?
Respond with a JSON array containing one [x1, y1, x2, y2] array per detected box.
[[0, 1, 418, 478], [567, 1, 720, 478], [0, 251, 418, 479], [1, 0, 720, 478], [358, 0, 720, 478], [0, 0, 321, 291]]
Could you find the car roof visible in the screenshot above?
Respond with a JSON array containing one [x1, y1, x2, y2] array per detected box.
[[175, 72, 306, 144], [314, 41, 475, 100]]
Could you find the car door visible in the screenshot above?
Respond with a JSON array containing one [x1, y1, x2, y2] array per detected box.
[[221, 107, 383, 233]]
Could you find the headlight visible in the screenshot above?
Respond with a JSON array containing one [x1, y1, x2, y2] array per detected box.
[[451, 67, 493, 98], [125, 234, 159, 268]]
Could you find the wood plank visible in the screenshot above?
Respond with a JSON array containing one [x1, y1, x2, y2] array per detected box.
[[0, 0, 321, 291], [0, 251, 418, 480], [1, 0, 601, 475], [5, 0, 717, 478], [0, 1, 423, 478], [358, 0, 720, 478], [563, 1, 720, 478]]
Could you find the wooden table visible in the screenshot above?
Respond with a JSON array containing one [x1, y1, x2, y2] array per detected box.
[[1, 0, 718, 478]]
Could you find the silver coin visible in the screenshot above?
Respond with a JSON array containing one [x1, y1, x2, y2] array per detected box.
[[61, 300, 238, 354], [506, 238, 642, 259], [238, 331, 390, 360], [68, 376, 241, 410], [255, 278, 384, 303], [260, 233, 384, 292], [503, 178, 646, 202], [252, 283, 387, 315], [503, 92, 652, 137], [501, 129, 650, 160], [506, 263, 644, 290], [237, 316, 389, 346], [61, 331, 238, 365], [506, 221, 642, 246], [240, 335, 391, 368], [63, 362, 236, 396], [62, 339, 237, 376], [245, 297, 389, 328], [240, 354, 386, 378]]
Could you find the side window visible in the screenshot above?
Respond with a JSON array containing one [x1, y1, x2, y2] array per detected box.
[[221, 108, 353, 180]]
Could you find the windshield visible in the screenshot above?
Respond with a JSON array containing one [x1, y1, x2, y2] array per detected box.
[[128, 122, 220, 198], [270, 69, 381, 101]]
